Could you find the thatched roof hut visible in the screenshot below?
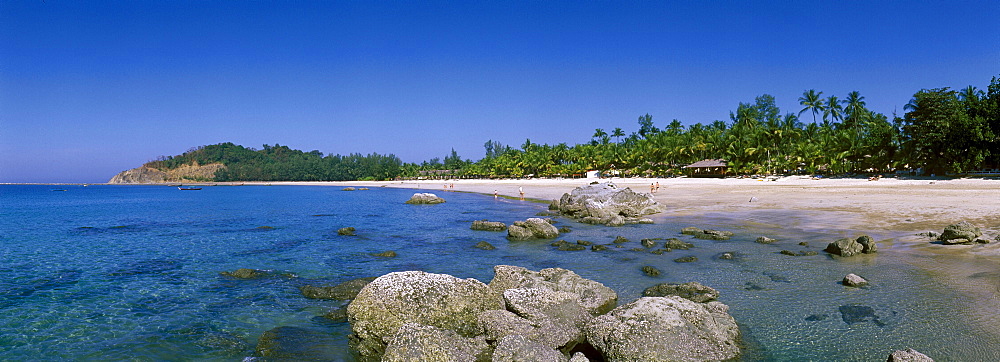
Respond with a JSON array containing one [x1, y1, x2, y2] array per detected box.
[[683, 159, 728, 177]]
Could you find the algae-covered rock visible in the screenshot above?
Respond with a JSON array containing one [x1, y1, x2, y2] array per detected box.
[[642, 266, 661, 277], [471, 220, 507, 231], [337, 227, 356, 236], [642, 282, 719, 303], [299, 277, 377, 300]]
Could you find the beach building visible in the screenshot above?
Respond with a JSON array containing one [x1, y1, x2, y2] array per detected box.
[[683, 159, 728, 178]]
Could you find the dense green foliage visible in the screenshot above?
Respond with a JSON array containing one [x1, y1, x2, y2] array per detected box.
[[148, 75, 999, 181], [147, 143, 403, 181]]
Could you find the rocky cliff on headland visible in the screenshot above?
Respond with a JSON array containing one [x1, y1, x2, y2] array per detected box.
[[108, 162, 225, 184]]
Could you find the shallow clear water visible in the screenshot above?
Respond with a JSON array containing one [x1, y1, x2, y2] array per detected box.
[[1, 185, 997, 360]]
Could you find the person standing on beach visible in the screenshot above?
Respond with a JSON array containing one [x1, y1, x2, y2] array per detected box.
[[650, 183, 655, 193], [494, 190, 498, 199], [519, 186, 524, 200], [656, 182, 660, 192]]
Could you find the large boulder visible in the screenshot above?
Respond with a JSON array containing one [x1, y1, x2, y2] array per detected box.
[[381, 323, 490, 362], [642, 282, 719, 303], [585, 296, 741, 361], [939, 221, 983, 244], [346, 271, 502, 357], [488, 265, 617, 316], [471, 220, 507, 231], [405, 193, 446, 204], [507, 218, 560, 240], [825, 235, 877, 257], [551, 183, 664, 226]]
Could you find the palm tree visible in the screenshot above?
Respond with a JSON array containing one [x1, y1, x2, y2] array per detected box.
[[822, 95, 844, 124], [798, 89, 825, 124], [841, 91, 867, 129], [612, 127, 626, 144], [592, 128, 609, 145]]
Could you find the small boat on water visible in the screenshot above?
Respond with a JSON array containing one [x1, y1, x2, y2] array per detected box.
[[177, 187, 202, 191]]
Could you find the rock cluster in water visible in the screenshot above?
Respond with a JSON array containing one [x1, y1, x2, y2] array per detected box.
[[345, 265, 741, 361], [405, 193, 446, 204], [549, 183, 662, 226]]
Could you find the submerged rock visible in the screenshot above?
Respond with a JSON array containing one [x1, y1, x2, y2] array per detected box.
[[585, 297, 740, 361], [640, 238, 657, 248], [337, 227, 356, 236], [474, 241, 496, 250], [551, 183, 664, 226], [939, 221, 983, 244], [219, 268, 268, 279], [300, 277, 377, 300], [695, 229, 734, 240], [404, 193, 446, 204], [342, 187, 356, 191], [471, 220, 507, 231], [674, 256, 698, 263], [664, 238, 693, 250], [508, 218, 560, 240], [839, 305, 885, 326], [642, 282, 719, 303], [255, 326, 341, 360], [371, 250, 397, 257]]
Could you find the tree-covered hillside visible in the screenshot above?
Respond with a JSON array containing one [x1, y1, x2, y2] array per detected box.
[[146, 143, 404, 181]]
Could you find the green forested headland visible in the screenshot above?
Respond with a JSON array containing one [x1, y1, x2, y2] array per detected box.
[[143, 75, 1000, 181]]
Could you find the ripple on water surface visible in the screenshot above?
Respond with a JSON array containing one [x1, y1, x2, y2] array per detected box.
[[0, 185, 998, 360]]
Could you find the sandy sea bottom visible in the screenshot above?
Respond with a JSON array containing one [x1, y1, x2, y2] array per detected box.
[[0, 185, 998, 360]]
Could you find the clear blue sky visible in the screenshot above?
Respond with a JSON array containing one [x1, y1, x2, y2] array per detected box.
[[2, 1, 997, 183]]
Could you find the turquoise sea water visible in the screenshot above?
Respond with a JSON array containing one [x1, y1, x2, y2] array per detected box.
[[1, 184, 998, 361]]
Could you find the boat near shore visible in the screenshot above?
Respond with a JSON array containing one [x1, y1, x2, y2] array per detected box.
[[177, 186, 202, 190]]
